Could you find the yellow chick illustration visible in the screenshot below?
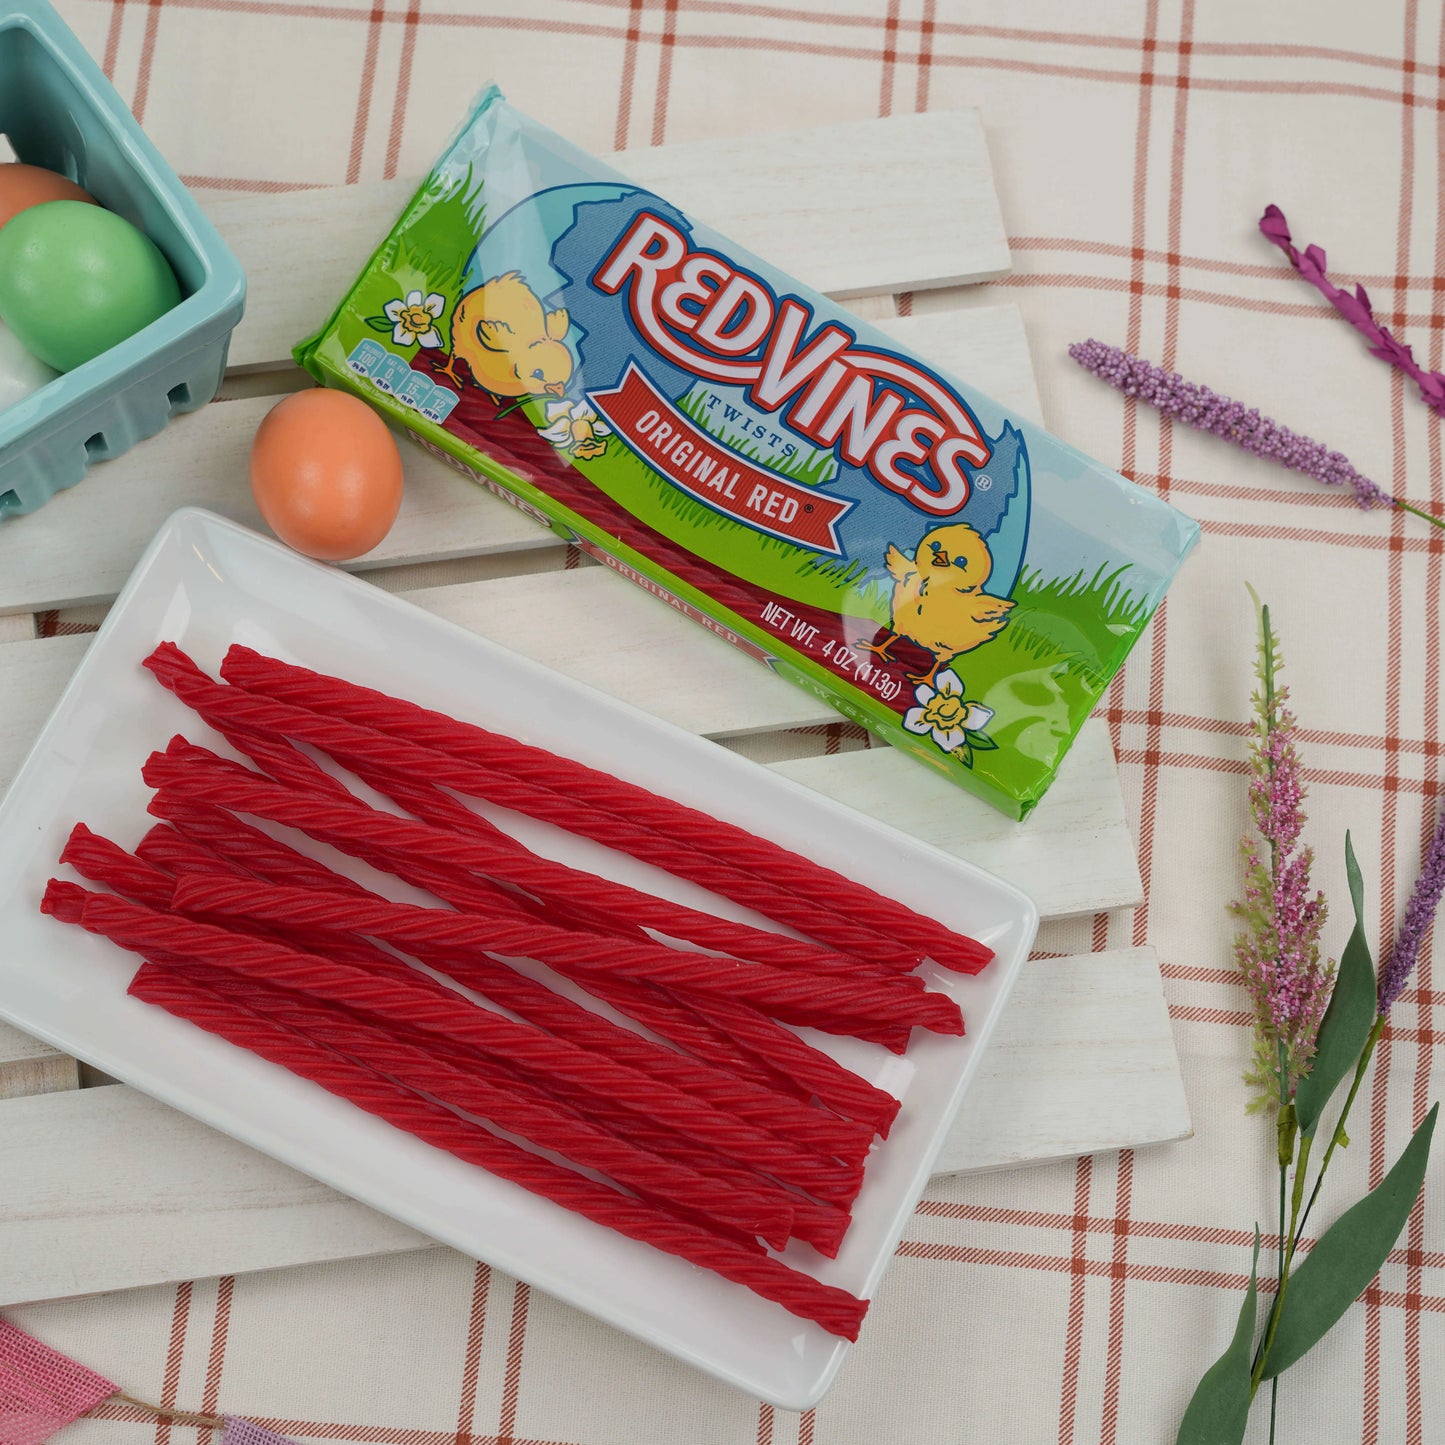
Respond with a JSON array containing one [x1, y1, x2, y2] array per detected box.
[[857, 522, 1015, 686], [439, 272, 573, 402]]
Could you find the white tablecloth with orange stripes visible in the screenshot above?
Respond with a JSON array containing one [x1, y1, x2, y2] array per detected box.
[[7, 2, 1443, 1442]]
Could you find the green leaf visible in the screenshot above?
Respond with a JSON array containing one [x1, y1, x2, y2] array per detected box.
[[365, 315, 394, 332], [1295, 833, 1377, 1138], [1175, 1230, 1261, 1445], [966, 732, 999, 751], [1262, 1104, 1437, 1379]]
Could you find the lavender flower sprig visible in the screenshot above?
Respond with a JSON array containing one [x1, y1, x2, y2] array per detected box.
[[1069, 340, 1445, 531], [1379, 802, 1445, 1012], [1259, 204, 1445, 419], [1070, 338, 1396, 510]]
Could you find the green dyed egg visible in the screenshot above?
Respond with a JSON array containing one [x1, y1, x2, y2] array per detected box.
[[0, 200, 182, 372]]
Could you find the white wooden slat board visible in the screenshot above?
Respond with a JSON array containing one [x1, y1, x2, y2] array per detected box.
[[771, 731, 1140, 921], [0, 949, 1185, 1308], [210, 108, 1009, 375], [0, 305, 1039, 616], [0, 1019, 80, 1100]]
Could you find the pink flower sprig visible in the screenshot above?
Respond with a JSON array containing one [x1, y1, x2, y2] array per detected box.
[[1231, 602, 1333, 1103], [1259, 204, 1445, 418], [1069, 340, 1445, 531]]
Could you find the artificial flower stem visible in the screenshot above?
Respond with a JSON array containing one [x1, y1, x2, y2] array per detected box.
[[1269, 1043, 1288, 1445], [1393, 498, 1445, 532], [1250, 1130, 1315, 1396], [1294, 1015, 1385, 1241]]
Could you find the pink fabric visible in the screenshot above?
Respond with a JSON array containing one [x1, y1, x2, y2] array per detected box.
[[222, 1417, 302, 1445], [0, 1321, 113, 1445]]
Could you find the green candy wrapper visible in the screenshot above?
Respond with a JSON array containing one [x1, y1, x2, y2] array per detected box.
[[297, 87, 1199, 819]]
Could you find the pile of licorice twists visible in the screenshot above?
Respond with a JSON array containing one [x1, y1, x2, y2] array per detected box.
[[41, 642, 995, 1339]]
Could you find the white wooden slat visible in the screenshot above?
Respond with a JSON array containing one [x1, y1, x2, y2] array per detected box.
[[0, 633, 89, 793], [0, 1084, 431, 1307], [0, 303, 1035, 616], [0, 1054, 80, 1100], [771, 733, 1143, 918], [0, 1018, 61, 1066], [209, 109, 1009, 375], [0, 948, 1186, 1308], [932, 949, 1189, 1174], [1, 1019, 81, 1100], [873, 308, 1042, 423], [0, 397, 552, 615], [0, 620, 1137, 919]]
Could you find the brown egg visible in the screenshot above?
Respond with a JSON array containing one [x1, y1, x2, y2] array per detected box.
[[249, 390, 404, 561], [0, 163, 96, 231]]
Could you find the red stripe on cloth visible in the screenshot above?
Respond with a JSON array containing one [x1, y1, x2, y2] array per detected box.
[[202, 1276, 236, 1422], [497, 1284, 530, 1441], [1405, 20, 1445, 1441], [384, 0, 423, 181], [1367, 8, 1424, 1427], [454, 1264, 491, 1442], [1056, 1154, 1093, 1443], [877, 0, 901, 117], [0, 1321, 116, 1445], [754, 1403, 773, 1445], [914, 0, 936, 111], [650, 0, 680, 145], [102, 0, 126, 79], [130, 0, 164, 125], [178, 174, 326, 193], [345, 5, 386, 184], [564, 0, 1440, 76], [155, 1280, 193, 1445], [613, 0, 644, 150]]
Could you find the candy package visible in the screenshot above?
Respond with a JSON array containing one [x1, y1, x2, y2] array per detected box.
[[297, 87, 1199, 818]]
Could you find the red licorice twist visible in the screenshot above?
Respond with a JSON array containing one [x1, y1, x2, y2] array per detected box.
[[146, 737, 887, 985], [48, 866, 838, 1253], [151, 651, 881, 977], [51, 881, 863, 1203], [157, 643, 912, 971], [145, 739, 960, 1037], [186, 962, 795, 1245], [140, 806, 893, 1148], [168, 873, 874, 1160], [221, 644, 990, 972], [125, 963, 867, 1338], [165, 863, 959, 1040]]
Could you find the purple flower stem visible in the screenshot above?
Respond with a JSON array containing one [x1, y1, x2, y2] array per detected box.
[[1069, 339, 1445, 531], [1289, 806, 1445, 1241]]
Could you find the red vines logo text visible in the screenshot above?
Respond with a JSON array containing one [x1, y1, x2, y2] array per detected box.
[[592, 212, 992, 516]]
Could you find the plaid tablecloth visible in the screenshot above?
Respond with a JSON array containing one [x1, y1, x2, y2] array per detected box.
[[8, 2, 1444, 1441]]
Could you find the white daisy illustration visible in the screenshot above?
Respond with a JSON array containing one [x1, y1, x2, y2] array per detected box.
[[901, 671, 994, 755], [384, 291, 446, 349]]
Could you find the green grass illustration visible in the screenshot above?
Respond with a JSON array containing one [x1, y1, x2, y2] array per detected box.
[[351, 165, 485, 354], [932, 562, 1157, 800]]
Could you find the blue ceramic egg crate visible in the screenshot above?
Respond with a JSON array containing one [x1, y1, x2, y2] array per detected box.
[[0, 0, 245, 519]]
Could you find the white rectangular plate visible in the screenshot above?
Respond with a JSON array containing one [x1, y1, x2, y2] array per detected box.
[[0, 509, 1036, 1409]]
